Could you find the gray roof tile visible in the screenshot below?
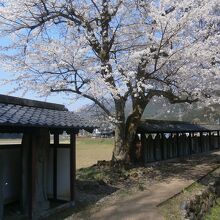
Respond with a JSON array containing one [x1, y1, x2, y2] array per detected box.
[[138, 119, 220, 133], [0, 101, 96, 131]]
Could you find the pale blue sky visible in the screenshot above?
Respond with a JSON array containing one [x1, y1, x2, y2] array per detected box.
[[0, 69, 90, 111]]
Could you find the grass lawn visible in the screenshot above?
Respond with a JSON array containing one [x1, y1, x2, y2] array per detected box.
[[76, 137, 114, 169]]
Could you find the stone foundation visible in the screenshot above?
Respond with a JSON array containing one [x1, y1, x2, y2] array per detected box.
[[181, 178, 220, 220]]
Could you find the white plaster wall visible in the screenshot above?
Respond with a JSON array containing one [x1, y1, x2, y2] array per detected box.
[[47, 148, 70, 201]]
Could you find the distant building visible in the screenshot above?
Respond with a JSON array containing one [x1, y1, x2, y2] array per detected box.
[[93, 122, 114, 138]]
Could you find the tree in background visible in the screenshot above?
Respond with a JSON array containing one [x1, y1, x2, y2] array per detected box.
[[0, 0, 219, 162]]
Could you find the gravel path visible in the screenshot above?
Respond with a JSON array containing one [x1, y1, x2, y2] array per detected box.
[[90, 180, 190, 220], [88, 152, 220, 220]]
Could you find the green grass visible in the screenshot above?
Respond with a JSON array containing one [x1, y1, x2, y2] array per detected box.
[[76, 137, 114, 169], [205, 198, 220, 220], [77, 166, 105, 181], [77, 163, 129, 184]]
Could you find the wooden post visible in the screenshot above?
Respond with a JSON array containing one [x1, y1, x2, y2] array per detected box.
[[176, 133, 180, 157], [189, 132, 192, 155], [200, 132, 203, 153], [209, 131, 212, 151], [153, 134, 157, 161], [70, 133, 76, 203], [192, 132, 195, 154], [171, 133, 174, 158], [29, 129, 51, 218], [218, 131, 220, 149], [160, 133, 164, 160], [53, 133, 59, 200], [21, 133, 31, 216], [20, 140, 23, 209], [29, 134, 36, 219], [140, 133, 146, 163], [0, 149, 4, 219], [167, 134, 170, 159]]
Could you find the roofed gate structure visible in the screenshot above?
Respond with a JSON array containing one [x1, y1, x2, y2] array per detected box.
[[134, 120, 220, 163], [0, 95, 95, 219]]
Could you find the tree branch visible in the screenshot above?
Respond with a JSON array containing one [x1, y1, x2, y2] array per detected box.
[[147, 89, 199, 104], [50, 88, 113, 117]]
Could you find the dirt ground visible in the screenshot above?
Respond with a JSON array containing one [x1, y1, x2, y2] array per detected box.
[[46, 150, 220, 220]]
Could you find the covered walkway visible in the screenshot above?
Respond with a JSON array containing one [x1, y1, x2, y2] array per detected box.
[[134, 119, 220, 164]]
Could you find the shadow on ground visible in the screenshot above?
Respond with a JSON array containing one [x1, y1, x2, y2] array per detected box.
[[44, 180, 118, 220], [45, 151, 220, 219], [143, 152, 220, 183]]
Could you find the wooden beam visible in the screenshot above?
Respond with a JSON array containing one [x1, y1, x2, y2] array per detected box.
[[53, 133, 59, 200], [0, 126, 78, 135], [0, 144, 21, 150], [70, 133, 76, 203], [0, 126, 38, 134], [50, 144, 71, 149]]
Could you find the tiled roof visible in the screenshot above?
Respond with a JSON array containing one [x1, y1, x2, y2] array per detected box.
[[138, 119, 220, 133], [0, 95, 96, 131]]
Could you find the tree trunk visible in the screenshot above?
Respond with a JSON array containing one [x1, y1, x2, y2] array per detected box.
[[112, 123, 139, 163], [112, 99, 147, 163], [112, 122, 127, 161], [112, 99, 127, 161]]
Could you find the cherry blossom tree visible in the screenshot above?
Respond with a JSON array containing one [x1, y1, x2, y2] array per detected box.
[[0, 0, 219, 162]]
